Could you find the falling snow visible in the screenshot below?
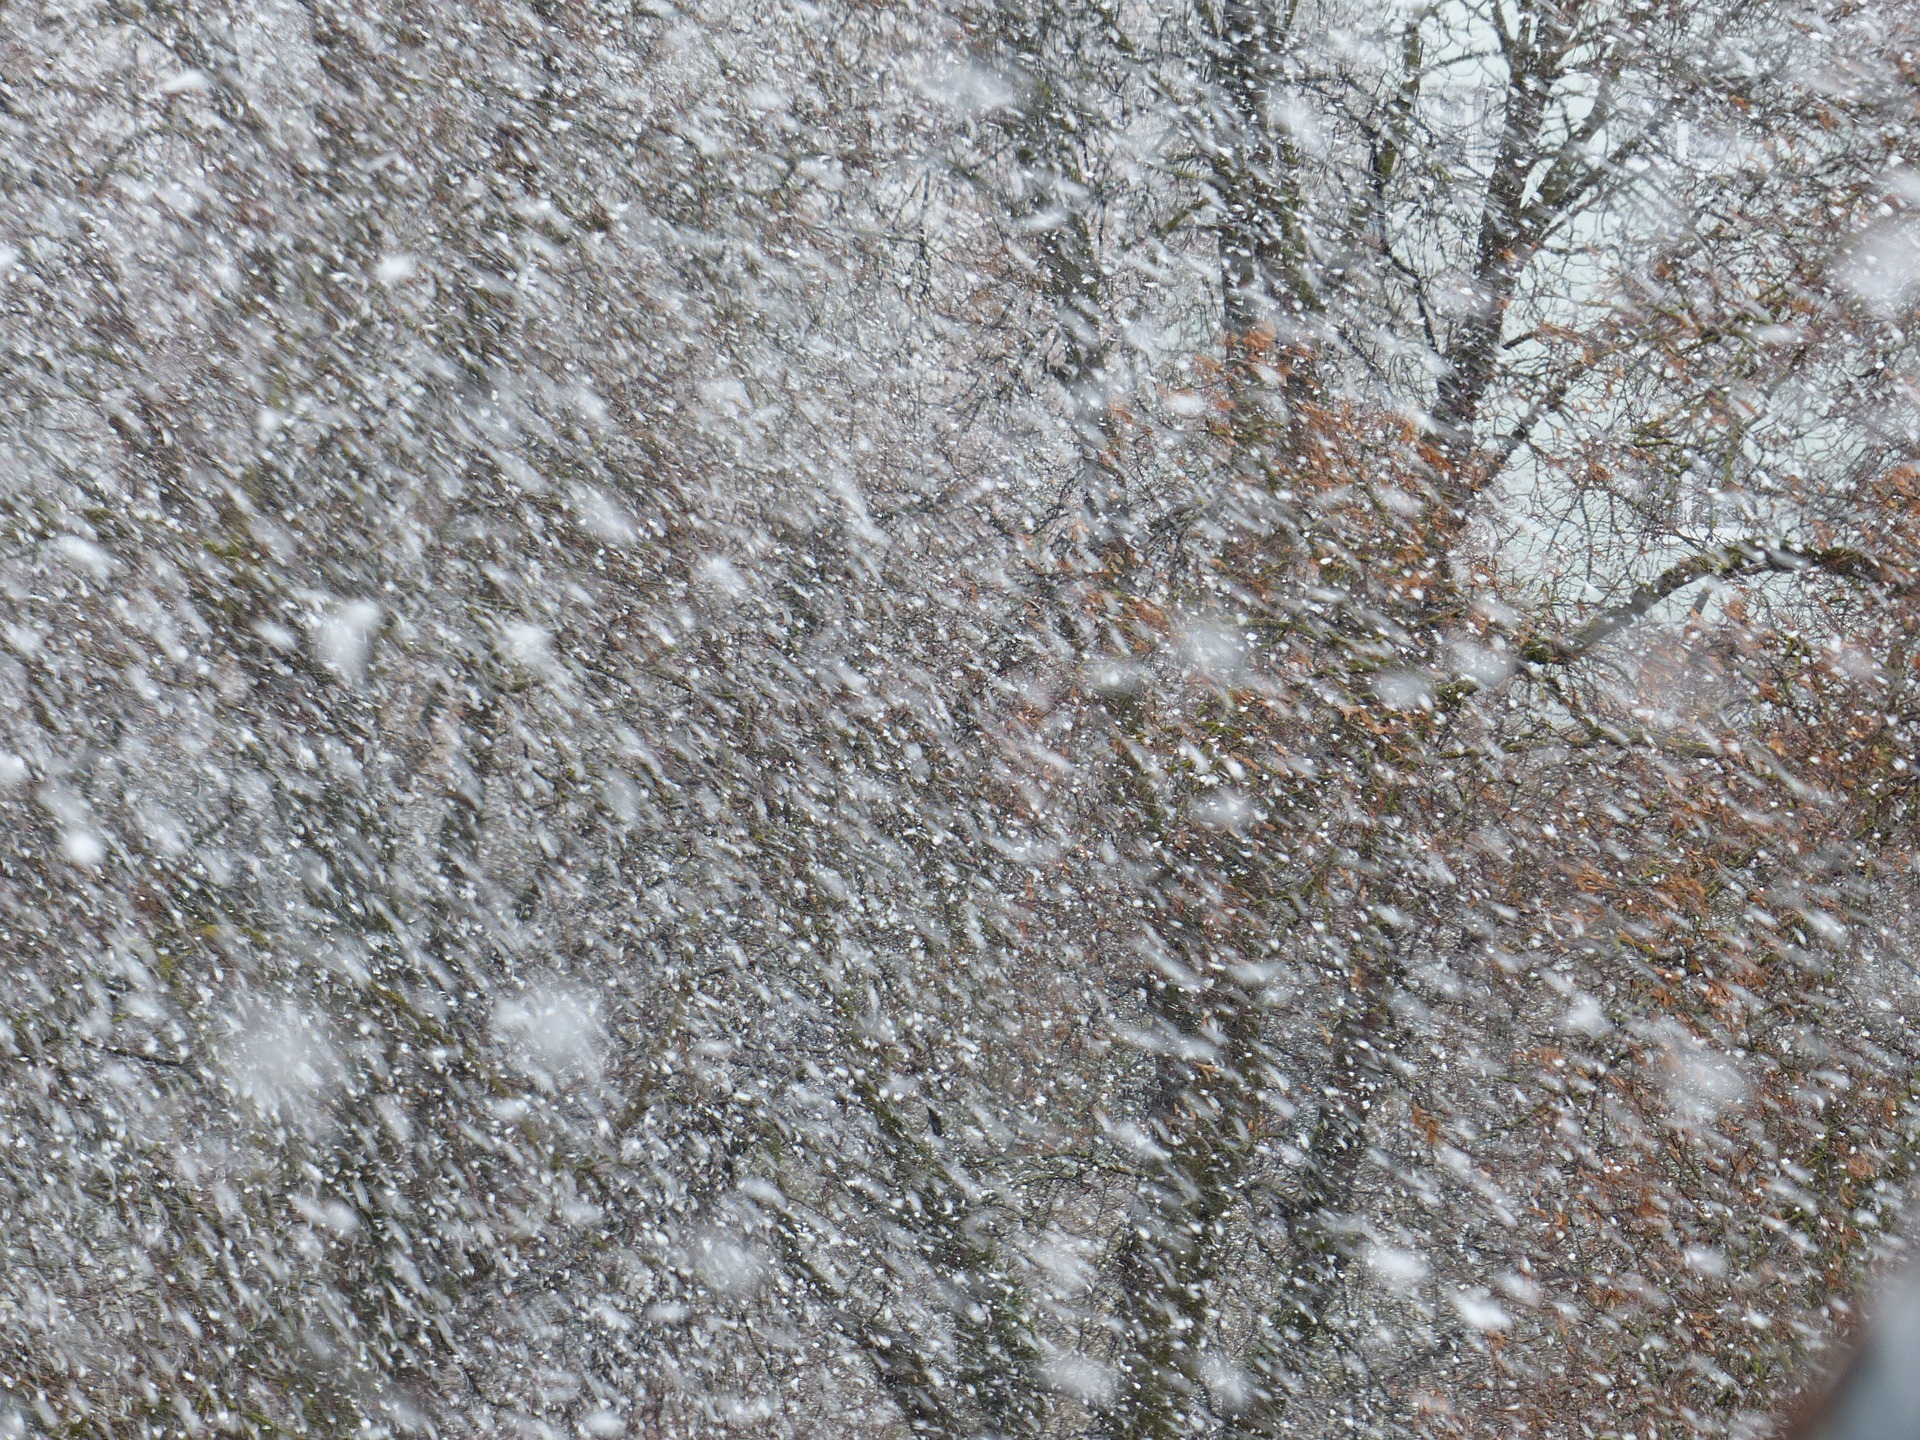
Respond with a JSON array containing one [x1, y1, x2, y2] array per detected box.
[[5, 1, 1920, 1438]]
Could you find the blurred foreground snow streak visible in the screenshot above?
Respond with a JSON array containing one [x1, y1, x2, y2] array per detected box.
[[7, 1, 1920, 1437]]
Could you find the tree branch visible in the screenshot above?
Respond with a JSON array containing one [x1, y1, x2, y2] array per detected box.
[[1518, 539, 1916, 665]]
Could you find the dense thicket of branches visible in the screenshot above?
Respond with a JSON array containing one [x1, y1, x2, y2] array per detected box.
[[4, 1, 1920, 1437]]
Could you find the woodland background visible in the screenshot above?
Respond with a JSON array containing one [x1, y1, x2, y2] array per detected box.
[[2, 0, 1919, 1437]]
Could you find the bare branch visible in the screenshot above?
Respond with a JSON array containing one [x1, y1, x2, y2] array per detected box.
[[1519, 539, 1916, 664]]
